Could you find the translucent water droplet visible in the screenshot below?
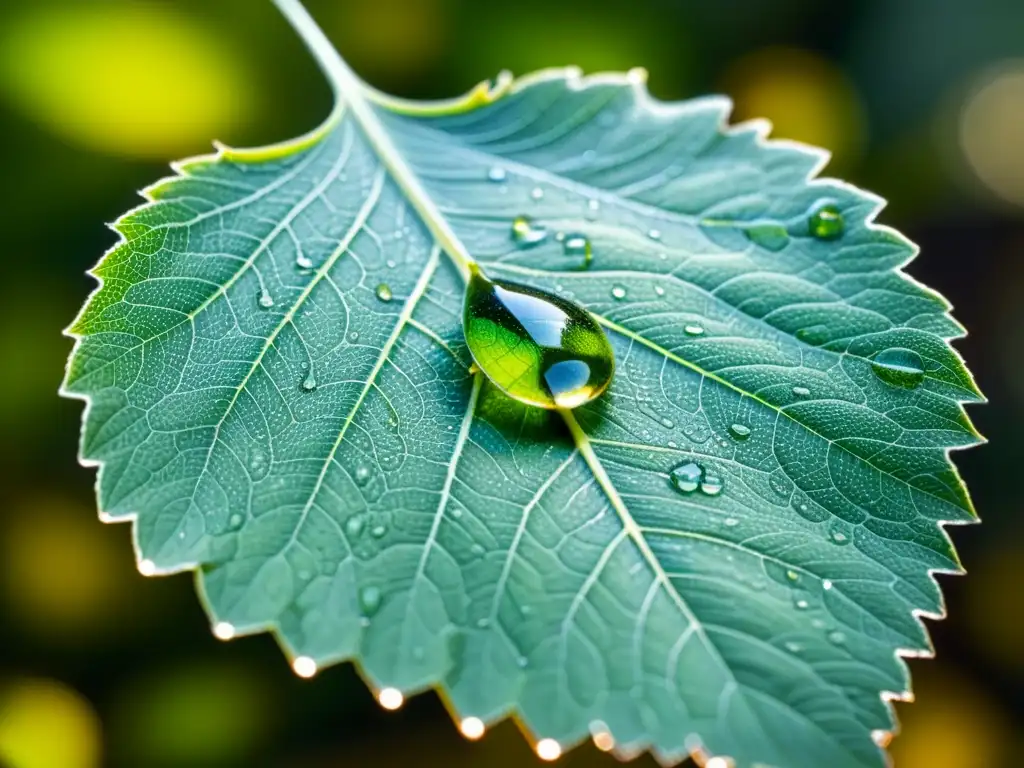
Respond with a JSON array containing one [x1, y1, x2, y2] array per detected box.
[[828, 520, 852, 546], [871, 348, 925, 389], [611, 285, 627, 300], [823, 579, 834, 590], [371, 524, 387, 538], [386, 259, 396, 269], [249, 448, 270, 481], [354, 465, 371, 486], [228, 513, 244, 529], [587, 198, 600, 213], [345, 515, 365, 538], [745, 223, 790, 251], [487, 166, 507, 182], [375, 283, 393, 302], [301, 372, 317, 391], [809, 203, 844, 240], [349, 331, 359, 342], [517, 655, 529, 668], [530, 187, 544, 200], [463, 266, 615, 409], [828, 630, 847, 645], [700, 473, 723, 496], [792, 386, 811, 398], [359, 586, 382, 616], [669, 462, 703, 494], [728, 423, 751, 441], [476, 618, 490, 629], [784, 641, 803, 654], [562, 233, 592, 268], [258, 290, 274, 309], [647, 228, 662, 241], [786, 570, 799, 582], [470, 543, 485, 557], [684, 324, 705, 337], [724, 517, 739, 527], [654, 285, 665, 296], [296, 254, 314, 270], [511, 215, 548, 246], [794, 598, 809, 610]]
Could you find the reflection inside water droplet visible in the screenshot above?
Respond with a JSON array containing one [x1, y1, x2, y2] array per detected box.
[[871, 348, 925, 389]]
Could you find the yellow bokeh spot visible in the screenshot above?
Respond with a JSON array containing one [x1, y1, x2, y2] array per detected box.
[[890, 668, 1011, 768], [0, 679, 101, 768], [720, 47, 866, 169], [0, 4, 255, 157], [960, 60, 1024, 206], [2, 496, 124, 639]]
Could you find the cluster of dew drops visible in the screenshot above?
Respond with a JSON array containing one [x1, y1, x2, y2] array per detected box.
[[232, 165, 932, 741]]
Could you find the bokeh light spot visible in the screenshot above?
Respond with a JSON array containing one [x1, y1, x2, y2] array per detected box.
[[0, 678, 102, 768], [1, 496, 126, 641], [960, 60, 1024, 206], [0, 4, 255, 157], [720, 47, 866, 170]]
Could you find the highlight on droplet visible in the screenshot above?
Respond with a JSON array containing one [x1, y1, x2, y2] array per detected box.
[[137, 559, 156, 576], [212, 622, 236, 641], [536, 738, 562, 761], [590, 720, 615, 752], [460, 716, 486, 740], [706, 757, 733, 768], [292, 656, 317, 678], [378, 687, 404, 711]]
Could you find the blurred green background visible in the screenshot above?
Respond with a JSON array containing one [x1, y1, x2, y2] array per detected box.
[[0, 0, 1021, 766]]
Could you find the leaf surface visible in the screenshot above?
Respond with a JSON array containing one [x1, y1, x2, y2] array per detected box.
[[62, 2, 983, 766]]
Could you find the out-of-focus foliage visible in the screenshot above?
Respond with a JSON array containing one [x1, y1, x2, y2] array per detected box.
[[0, 0, 1019, 766]]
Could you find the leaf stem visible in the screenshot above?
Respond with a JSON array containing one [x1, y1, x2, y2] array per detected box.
[[270, 0, 475, 280]]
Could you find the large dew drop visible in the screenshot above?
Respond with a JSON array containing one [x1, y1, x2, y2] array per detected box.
[[462, 265, 614, 409], [871, 348, 925, 389]]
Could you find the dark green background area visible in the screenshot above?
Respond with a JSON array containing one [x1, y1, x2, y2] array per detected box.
[[0, 0, 1020, 766]]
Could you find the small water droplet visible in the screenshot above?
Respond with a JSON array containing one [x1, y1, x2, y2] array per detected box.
[[487, 166, 507, 182], [354, 465, 371, 486], [684, 324, 705, 337], [792, 386, 811, 398], [795, 598, 809, 610], [376, 283, 393, 302], [301, 372, 317, 391], [511, 215, 548, 246], [530, 187, 545, 201], [296, 254, 314, 270], [470, 544, 485, 557], [786, 570, 799, 582], [823, 579, 834, 590], [386, 259, 397, 269], [349, 331, 360, 342], [359, 586, 382, 616], [228, 513, 243, 529], [517, 655, 529, 668], [611, 285, 627, 300], [669, 462, 703, 494], [249, 448, 270, 481], [809, 203, 845, 240], [724, 517, 739, 527], [745, 223, 790, 251], [476, 618, 490, 629], [700, 473, 723, 496], [258, 290, 274, 309], [371, 524, 387, 538], [828, 630, 847, 645], [827, 520, 852, 546], [647, 228, 662, 241], [785, 641, 803, 654], [587, 199, 600, 212], [871, 348, 925, 389], [345, 515, 365, 538], [562, 233, 592, 268], [654, 285, 665, 296], [728, 423, 751, 441]]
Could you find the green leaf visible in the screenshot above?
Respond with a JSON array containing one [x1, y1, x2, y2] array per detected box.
[[61, 1, 983, 766]]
